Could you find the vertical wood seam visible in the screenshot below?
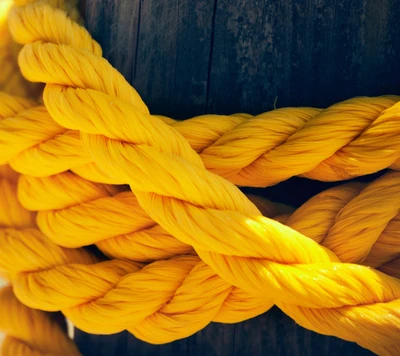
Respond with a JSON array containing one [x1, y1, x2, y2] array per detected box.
[[205, 0, 218, 114], [132, 0, 143, 82]]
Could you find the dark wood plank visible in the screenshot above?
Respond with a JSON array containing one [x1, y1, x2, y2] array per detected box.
[[85, 0, 400, 118], [77, 0, 400, 354], [206, 0, 400, 114], [87, 0, 216, 119], [84, 0, 141, 84], [75, 307, 373, 356], [133, 0, 216, 119]]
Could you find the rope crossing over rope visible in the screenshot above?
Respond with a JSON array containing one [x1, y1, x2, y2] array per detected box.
[[0, 1, 399, 355]]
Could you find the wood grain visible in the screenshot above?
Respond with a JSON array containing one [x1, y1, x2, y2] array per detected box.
[[76, 0, 399, 354], [85, 0, 400, 118]]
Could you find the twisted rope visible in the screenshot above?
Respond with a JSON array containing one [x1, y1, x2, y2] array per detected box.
[[0, 164, 79, 356], [16, 171, 400, 274], [0, 1, 399, 354], [0, 228, 274, 343], [0, 286, 81, 356], [0, 0, 41, 98], [5, 3, 400, 186]]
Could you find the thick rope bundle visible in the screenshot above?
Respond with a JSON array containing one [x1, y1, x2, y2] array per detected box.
[[0, 0, 41, 98], [3, 171, 400, 351], [0, 163, 80, 355], [2, 133, 399, 348], [4, 3, 400, 186], [0, 56, 276, 344], [0, 0, 399, 355], [3, 88, 400, 186], [16, 171, 400, 273], [0, 286, 81, 356], [18, 172, 295, 261]]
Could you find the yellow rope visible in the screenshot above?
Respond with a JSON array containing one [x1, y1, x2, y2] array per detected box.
[[3, 88, 400, 186], [0, 0, 41, 98], [0, 286, 81, 356], [4, 169, 400, 352], [4, 3, 400, 186], [14, 0, 397, 294], [0, 164, 80, 355], [15, 171, 400, 274], [0, 231, 275, 342], [18, 171, 294, 261], [1, 0, 399, 354], [0, 2, 83, 353]]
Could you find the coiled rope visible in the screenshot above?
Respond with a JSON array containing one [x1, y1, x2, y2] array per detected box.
[[0, 0, 399, 355]]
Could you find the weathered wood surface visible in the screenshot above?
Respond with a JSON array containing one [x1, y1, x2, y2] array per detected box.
[[84, 0, 400, 119], [76, 0, 400, 354]]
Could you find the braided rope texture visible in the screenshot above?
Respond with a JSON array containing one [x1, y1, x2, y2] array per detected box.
[[0, 0, 399, 355]]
